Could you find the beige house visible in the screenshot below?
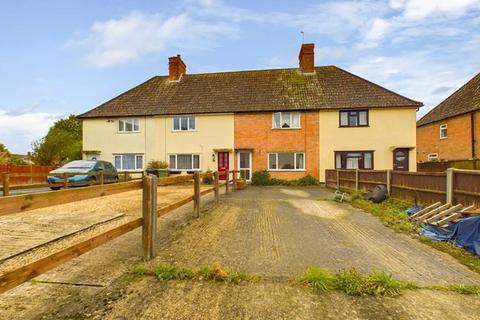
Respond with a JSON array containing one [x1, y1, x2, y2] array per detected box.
[[80, 44, 421, 182]]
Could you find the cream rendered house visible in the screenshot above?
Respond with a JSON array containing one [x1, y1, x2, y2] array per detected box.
[[79, 44, 421, 181]]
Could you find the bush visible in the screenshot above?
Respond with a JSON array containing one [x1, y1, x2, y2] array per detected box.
[[251, 171, 319, 186], [202, 170, 214, 184], [147, 160, 169, 169], [296, 175, 319, 186], [251, 170, 271, 185]]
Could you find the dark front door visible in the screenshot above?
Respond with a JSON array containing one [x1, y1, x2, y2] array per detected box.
[[217, 152, 229, 180], [393, 148, 409, 171]]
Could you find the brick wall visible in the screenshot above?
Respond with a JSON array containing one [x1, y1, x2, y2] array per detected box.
[[417, 112, 476, 162], [234, 111, 319, 179]]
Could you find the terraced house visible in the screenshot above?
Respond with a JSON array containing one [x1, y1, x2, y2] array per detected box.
[[79, 44, 422, 182]]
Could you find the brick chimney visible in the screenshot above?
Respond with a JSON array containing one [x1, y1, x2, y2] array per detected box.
[[168, 54, 186, 81], [298, 43, 315, 74]]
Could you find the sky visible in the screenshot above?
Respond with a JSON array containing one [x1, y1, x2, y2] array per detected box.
[[1, 0, 480, 154]]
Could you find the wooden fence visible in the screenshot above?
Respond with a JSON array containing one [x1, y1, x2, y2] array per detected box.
[[418, 159, 480, 172], [325, 168, 480, 206], [0, 170, 238, 294], [0, 165, 57, 185], [0, 170, 144, 197]]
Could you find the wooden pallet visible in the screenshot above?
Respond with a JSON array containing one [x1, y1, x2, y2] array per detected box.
[[413, 202, 477, 227]]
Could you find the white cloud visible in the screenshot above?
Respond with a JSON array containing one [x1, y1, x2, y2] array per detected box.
[[0, 109, 60, 154], [68, 11, 235, 67], [390, 0, 480, 21]]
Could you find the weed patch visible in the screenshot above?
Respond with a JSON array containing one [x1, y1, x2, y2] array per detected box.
[[432, 284, 480, 296], [298, 267, 336, 292], [299, 268, 416, 297], [131, 262, 262, 284]]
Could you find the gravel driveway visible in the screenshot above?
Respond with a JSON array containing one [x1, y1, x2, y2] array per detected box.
[[0, 186, 479, 319]]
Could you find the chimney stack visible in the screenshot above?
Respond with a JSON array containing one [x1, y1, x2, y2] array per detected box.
[[168, 54, 186, 81], [298, 43, 315, 74]]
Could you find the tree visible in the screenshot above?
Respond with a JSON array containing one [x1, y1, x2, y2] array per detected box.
[[0, 143, 27, 165], [31, 115, 82, 165]]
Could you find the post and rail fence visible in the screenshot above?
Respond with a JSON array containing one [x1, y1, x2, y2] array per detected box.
[[0, 169, 239, 294], [325, 168, 480, 207]]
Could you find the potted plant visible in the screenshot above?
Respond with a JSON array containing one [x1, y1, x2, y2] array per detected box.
[[146, 160, 169, 178], [236, 178, 246, 190]]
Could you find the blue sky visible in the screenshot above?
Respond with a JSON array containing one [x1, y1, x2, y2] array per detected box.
[[1, 0, 480, 153]]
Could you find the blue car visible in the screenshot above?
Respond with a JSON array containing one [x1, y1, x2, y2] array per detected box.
[[47, 160, 118, 190]]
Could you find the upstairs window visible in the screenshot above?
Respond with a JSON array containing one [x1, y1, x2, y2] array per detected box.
[[272, 112, 300, 129], [118, 119, 140, 132], [335, 151, 373, 169], [339, 110, 368, 127], [440, 124, 448, 139], [173, 116, 196, 131]]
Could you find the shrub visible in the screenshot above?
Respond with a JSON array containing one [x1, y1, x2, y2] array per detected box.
[[296, 175, 319, 186], [251, 170, 271, 185], [147, 160, 169, 170]]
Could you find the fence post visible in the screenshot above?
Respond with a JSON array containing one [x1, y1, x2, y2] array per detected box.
[[123, 171, 128, 182], [193, 172, 201, 218], [100, 172, 104, 185], [63, 173, 68, 189], [2, 173, 9, 197], [386, 170, 391, 196], [355, 169, 359, 192], [142, 174, 157, 260], [225, 169, 230, 194], [446, 168, 454, 204], [214, 171, 219, 203], [233, 170, 237, 191], [336, 170, 340, 190]]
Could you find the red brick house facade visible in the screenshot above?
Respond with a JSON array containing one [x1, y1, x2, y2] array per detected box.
[[417, 73, 480, 162]]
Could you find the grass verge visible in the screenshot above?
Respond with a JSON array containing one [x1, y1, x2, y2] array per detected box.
[[419, 237, 480, 274], [348, 193, 418, 233]]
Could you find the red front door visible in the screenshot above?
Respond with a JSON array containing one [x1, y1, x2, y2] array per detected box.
[[217, 152, 229, 180]]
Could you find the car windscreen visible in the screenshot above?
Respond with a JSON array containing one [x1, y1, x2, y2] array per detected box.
[[62, 161, 96, 169]]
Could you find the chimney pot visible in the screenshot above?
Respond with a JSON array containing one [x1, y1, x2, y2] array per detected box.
[[298, 43, 315, 74], [168, 54, 186, 81]]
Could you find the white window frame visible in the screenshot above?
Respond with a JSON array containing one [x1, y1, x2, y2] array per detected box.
[[427, 153, 439, 162], [169, 154, 201, 171], [172, 115, 196, 132], [439, 124, 448, 139], [113, 154, 144, 171], [118, 118, 140, 133], [267, 152, 305, 171], [272, 112, 301, 129]]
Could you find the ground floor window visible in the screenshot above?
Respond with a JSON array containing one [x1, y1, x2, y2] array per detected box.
[[169, 154, 200, 170], [335, 151, 373, 169], [113, 154, 144, 170], [268, 152, 305, 170]]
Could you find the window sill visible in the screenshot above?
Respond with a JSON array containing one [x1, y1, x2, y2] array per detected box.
[[271, 127, 302, 130], [116, 131, 141, 134], [172, 130, 198, 133], [440, 137, 448, 140], [268, 169, 306, 172], [338, 125, 369, 128]]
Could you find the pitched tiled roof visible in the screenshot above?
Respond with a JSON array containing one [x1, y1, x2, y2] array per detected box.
[[417, 72, 480, 127], [79, 66, 422, 118]]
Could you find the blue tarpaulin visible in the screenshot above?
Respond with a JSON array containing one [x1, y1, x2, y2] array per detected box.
[[419, 216, 480, 256]]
